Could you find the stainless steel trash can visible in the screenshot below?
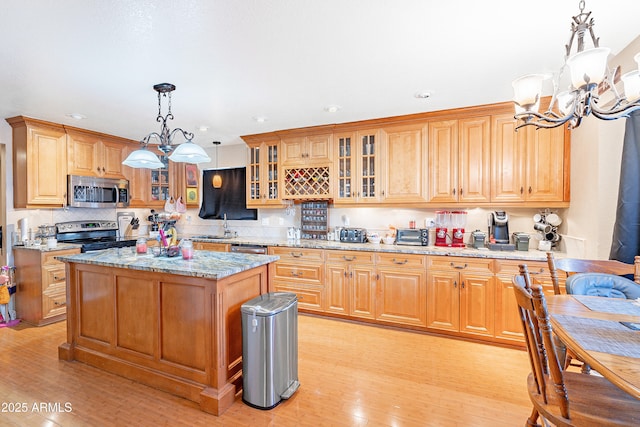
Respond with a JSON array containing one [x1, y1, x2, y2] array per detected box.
[[241, 292, 300, 409]]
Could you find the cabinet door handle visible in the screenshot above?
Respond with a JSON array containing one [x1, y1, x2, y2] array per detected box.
[[290, 252, 303, 258], [461, 281, 465, 289], [342, 255, 356, 261], [392, 258, 408, 265], [520, 187, 524, 194], [528, 186, 532, 194], [344, 271, 348, 277], [381, 190, 385, 196], [460, 188, 463, 196], [349, 272, 353, 278], [452, 188, 456, 196], [454, 280, 457, 288], [450, 262, 468, 270]]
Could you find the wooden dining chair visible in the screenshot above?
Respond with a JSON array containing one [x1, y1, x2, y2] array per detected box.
[[512, 264, 640, 427], [547, 253, 640, 372]]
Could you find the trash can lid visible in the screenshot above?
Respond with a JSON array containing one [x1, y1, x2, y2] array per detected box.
[[241, 292, 297, 316]]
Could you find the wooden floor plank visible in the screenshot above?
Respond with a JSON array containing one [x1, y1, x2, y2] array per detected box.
[[0, 314, 532, 426]]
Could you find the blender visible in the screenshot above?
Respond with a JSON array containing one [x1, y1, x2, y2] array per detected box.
[[450, 211, 467, 247], [435, 210, 450, 247]]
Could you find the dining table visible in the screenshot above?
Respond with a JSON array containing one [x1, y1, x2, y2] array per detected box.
[[547, 294, 640, 400]]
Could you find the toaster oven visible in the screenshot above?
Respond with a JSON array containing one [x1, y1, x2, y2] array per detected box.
[[396, 228, 428, 246]]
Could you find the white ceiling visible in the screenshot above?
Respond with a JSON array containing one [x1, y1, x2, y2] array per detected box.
[[1, 0, 639, 148]]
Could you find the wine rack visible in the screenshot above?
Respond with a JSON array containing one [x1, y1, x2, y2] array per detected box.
[[300, 200, 329, 240], [283, 166, 331, 199]]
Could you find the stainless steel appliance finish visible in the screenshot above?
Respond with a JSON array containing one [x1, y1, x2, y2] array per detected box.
[[67, 175, 130, 208], [396, 228, 428, 246], [470, 230, 487, 249], [339, 228, 366, 243], [512, 232, 530, 251], [489, 211, 510, 244], [230, 244, 267, 254], [241, 292, 299, 410], [56, 220, 137, 252]]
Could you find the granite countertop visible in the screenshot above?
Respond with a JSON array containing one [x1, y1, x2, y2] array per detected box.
[[55, 248, 279, 280], [12, 243, 82, 252], [187, 235, 558, 262]]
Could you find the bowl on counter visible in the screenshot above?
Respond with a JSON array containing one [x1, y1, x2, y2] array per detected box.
[[382, 236, 395, 245], [367, 233, 381, 244]]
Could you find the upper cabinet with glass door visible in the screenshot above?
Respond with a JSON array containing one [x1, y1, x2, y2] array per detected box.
[[246, 138, 282, 207], [334, 129, 382, 204]]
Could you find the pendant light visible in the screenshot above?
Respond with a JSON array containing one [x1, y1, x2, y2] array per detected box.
[[122, 83, 211, 169], [212, 141, 222, 188]]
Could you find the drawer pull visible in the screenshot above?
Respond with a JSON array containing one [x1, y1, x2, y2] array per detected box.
[[342, 255, 356, 261], [290, 252, 304, 258], [54, 301, 66, 306], [291, 271, 303, 277], [529, 268, 545, 275], [54, 275, 65, 281], [450, 262, 468, 270], [392, 258, 408, 265]]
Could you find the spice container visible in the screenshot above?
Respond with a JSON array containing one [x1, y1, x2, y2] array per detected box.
[[136, 238, 148, 254]]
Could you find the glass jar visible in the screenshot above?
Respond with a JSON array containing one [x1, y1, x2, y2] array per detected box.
[[180, 239, 194, 260], [136, 238, 148, 254]]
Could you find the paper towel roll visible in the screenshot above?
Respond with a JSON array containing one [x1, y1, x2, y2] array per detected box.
[[18, 217, 28, 241]]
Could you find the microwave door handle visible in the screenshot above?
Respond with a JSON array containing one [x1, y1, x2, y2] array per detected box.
[[114, 185, 119, 206]]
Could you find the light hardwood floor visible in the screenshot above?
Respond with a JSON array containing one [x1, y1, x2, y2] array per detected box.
[[0, 315, 532, 426]]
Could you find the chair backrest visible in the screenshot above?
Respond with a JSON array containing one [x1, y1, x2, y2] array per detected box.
[[546, 252, 640, 295], [566, 273, 640, 299], [512, 264, 570, 419]]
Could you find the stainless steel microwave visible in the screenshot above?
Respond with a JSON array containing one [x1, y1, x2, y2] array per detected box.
[[67, 175, 130, 208]]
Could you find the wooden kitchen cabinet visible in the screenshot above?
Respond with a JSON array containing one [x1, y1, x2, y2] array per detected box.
[[381, 123, 429, 204], [66, 127, 129, 179], [333, 129, 383, 204], [375, 253, 427, 327], [14, 247, 81, 326], [192, 242, 230, 251], [325, 250, 376, 319], [6, 116, 68, 208], [491, 113, 569, 204], [245, 138, 281, 207], [428, 117, 491, 204], [426, 256, 495, 337], [281, 134, 332, 166], [268, 247, 325, 312]]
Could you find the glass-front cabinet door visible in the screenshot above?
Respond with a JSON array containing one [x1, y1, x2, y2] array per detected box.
[[247, 139, 281, 207], [334, 130, 381, 204], [150, 154, 170, 203]]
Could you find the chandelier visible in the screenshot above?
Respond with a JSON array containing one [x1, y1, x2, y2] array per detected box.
[[512, 1, 640, 130], [122, 83, 210, 169]]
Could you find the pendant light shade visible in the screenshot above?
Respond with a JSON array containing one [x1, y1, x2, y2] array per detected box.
[[122, 147, 166, 169], [168, 141, 211, 163], [212, 141, 222, 188]]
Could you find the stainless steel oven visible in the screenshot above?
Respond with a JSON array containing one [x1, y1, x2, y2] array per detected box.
[[67, 175, 130, 208]]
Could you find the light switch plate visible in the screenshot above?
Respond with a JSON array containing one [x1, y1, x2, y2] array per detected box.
[[261, 218, 269, 225]]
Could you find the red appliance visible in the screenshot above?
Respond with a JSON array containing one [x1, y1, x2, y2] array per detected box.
[[450, 211, 467, 247], [435, 210, 450, 247]]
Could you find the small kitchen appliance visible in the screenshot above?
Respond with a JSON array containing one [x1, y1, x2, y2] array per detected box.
[[512, 233, 530, 251], [450, 210, 467, 247], [469, 230, 486, 249], [489, 211, 510, 244], [396, 228, 428, 246], [435, 210, 450, 247], [339, 228, 366, 243], [68, 175, 130, 208]]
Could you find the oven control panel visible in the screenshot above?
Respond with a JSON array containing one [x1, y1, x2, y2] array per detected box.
[[56, 221, 117, 233]]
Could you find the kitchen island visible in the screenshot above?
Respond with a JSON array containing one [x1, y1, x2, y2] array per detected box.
[[56, 248, 278, 416]]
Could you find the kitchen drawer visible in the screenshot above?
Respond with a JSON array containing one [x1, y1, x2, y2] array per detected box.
[[494, 259, 549, 276], [43, 265, 66, 286], [42, 248, 79, 266], [326, 250, 375, 264], [42, 282, 67, 319], [272, 263, 323, 284], [271, 281, 323, 311], [376, 253, 427, 269], [427, 256, 493, 273], [269, 246, 325, 262]]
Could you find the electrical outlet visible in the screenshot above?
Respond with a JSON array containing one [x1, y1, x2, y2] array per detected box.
[[278, 217, 284, 225], [261, 218, 269, 226]]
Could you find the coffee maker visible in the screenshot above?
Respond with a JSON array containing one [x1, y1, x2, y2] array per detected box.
[[450, 210, 467, 247], [489, 211, 510, 244]]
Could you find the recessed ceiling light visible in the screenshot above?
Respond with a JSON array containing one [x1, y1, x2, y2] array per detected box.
[[414, 91, 431, 99], [198, 125, 210, 132], [253, 116, 268, 123], [66, 113, 86, 120], [324, 105, 342, 113]]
